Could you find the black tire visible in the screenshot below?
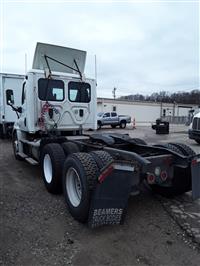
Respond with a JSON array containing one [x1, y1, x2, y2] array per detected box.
[[120, 120, 126, 129], [62, 142, 80, 157], [97, 121, 102, 130], [154, 143, 183, 154], [111, 125, 116, 129], [12, 131, 23, 160], [150, 143, 192, 197], [62, 153, 99, 223], [41, 143, 66, 194], [132, 138, 147, 145], [195, 140, 200, 144], [169, 142, 196, 156], [0, 125, 4, 139], [90, 150, 113, 170]]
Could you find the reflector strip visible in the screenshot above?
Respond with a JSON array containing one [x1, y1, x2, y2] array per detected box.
[[192, 158, 200, 166], [98, 165, 114, 183], [113, 164, 134, 172]]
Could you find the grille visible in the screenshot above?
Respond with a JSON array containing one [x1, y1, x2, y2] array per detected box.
[[192, 117, 200, 131]]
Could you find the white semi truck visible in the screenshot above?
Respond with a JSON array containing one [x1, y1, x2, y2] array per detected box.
[[0, 73, 24, 137], [189, 111, 200, 144], [10, 43, 200, 227]]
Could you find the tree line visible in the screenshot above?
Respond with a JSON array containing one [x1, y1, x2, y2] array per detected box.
[[118, 90, 200, 105]]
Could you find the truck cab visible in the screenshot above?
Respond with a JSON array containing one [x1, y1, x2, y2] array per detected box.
[[15, 70, 96, 134], [14, 43, 97, 136], [189, 111, 200, 144]]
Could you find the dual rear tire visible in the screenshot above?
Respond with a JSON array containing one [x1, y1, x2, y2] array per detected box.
[[41, 142, 112, 223], [150, 142, 195, 197], [62, 151, 113, 223]]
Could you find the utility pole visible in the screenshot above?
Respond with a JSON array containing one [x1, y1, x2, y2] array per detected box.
[[112, 87, 117, 100], [25, 53, 27, 74], [94, 54, 97, 86]]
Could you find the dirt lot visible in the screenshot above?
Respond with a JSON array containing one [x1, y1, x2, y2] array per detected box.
[[1, 126, 200, 266]]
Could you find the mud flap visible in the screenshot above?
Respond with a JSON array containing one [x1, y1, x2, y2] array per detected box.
[[191, 156, 200, 200], [88, 164, 135, 228]]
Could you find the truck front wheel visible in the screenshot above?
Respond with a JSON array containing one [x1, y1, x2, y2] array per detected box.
[[12, 131, 23, 160], [62, 153, 98, 223], [41, 143, 66, 194]]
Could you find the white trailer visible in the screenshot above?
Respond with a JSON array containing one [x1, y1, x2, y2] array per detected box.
[[0, 73, 24, 137]]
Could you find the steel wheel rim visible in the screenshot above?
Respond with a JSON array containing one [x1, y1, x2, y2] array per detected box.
[[14, 140, 18, 154], [13, 133, 18, 155], [66, 167, 82, 207], [43, 154, 53, 183]]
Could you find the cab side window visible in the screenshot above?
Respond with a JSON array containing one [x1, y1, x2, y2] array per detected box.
[[111, 112, 117, 117], [103, 113, 110, 118]]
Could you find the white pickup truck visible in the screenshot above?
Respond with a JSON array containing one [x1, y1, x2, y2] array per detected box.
[[97, 112, 131, 129]]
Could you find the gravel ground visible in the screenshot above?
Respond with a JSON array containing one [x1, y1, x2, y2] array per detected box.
[[1, 126, 200, 265]]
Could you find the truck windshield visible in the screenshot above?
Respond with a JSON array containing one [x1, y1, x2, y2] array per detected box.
[[68, 81, 91, 103], [38, 78, 64, 101]]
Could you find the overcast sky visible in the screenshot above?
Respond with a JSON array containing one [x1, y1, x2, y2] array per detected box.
[[0, 0, 199, 98]]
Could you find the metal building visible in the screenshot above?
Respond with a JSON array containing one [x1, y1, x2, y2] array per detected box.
[[97, 98, 199, 125]]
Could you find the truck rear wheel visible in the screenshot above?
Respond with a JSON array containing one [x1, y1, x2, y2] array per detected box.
[[90, 150, 113, 169], [120, 121, 126, 129], [150, 143, 192, 197], [41, 143, 66, 194], [62, 142, 80, 157], [62, 153, 99, 223], [168, 142, 196, 156]]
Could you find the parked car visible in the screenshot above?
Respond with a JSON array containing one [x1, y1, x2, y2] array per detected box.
[[97, 112, 131, 129]]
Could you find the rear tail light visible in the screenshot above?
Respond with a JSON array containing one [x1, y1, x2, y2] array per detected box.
[[98, 165, 114, 183], [191, 158, 200, 166], [147, 173, 156, 184], [160, 170, 168, 181]]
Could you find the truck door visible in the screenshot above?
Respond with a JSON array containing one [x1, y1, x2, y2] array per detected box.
[[102, 112, 111, 125], [67, 81, 91, 126], [17, 82, 27, 131], [111, 112, 118, 124]]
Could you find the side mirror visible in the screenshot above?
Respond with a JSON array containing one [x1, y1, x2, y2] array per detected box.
[[17, 107, 22, 113]]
